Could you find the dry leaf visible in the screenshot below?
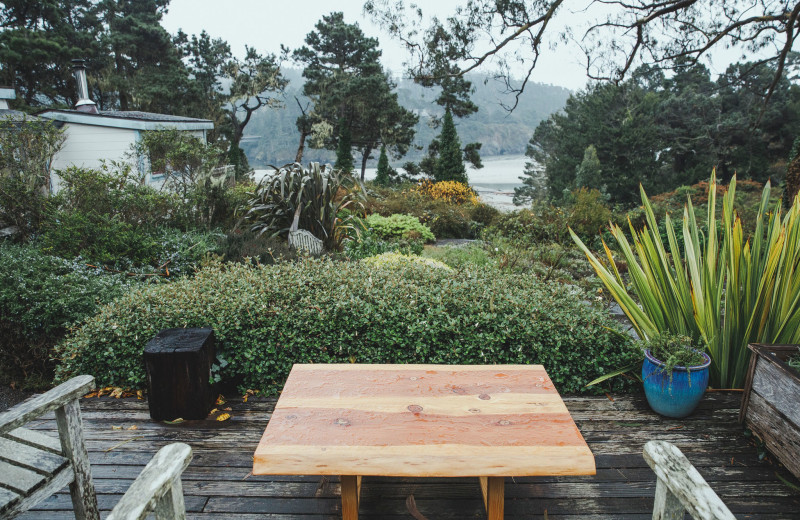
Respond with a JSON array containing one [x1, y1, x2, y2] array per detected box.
[[136, 390, 143, 400], [83, 391, 99, 398], [110, 387, 123, 399], [242, 395, 248, 403], [111, 425, 122, 430], [209, 408, 219, 415], [223, 407, 232, 411], [164, 418, 184, 424], [216, 413, 231, 422], [127, 425, 138, 430], [216, 395, 226, 405]]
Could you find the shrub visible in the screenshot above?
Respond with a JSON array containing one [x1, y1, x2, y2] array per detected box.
[[487, 207, 570, 246], [567, 188, 612, 239], [361, 251, 450, 270], [470, 203, 500, 227], [245, 163, 364, 250], [56, 259, 636, 395], [366, 185, 476, 239], [40, 210, 160, 267], [216, 229, 297, 264], [414, 180, 478, 204], [0, 244, 138, 385], [365, 214, 435, 243], [343, 229, 423, 260]]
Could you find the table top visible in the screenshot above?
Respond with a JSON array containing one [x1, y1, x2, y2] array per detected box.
[[253, 364, 596, 477]]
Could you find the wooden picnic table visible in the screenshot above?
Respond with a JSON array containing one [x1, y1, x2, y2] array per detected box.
[[253, 364, 595, 519]]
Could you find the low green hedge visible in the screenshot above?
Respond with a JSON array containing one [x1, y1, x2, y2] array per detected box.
[[56, 259, 636, 394]]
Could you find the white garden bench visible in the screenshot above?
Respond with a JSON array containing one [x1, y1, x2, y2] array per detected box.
[[644, 440, 736, 520], [0, 375, 192, 520]]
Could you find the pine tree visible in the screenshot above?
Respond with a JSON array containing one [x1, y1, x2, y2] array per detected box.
[[295, 12, 417, 180], [375, 145, 391, 185], [334, 119, 354, 173], [574, 145, 604, 192], [433, 109, 468, 184]]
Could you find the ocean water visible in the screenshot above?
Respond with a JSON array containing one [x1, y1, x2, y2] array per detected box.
[[256, 155, 529, 185]]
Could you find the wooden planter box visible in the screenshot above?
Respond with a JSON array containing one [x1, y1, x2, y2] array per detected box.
[[739, 343, 800, 479]]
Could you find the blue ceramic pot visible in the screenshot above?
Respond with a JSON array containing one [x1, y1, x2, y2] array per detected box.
[[642, 349, 711, 418]]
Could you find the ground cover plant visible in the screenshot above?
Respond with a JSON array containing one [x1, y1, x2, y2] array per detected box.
[[56, 258, 636, 395]]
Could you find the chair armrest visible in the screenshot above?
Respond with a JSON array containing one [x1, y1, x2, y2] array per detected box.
[[643, 440, 736, 520], [107, 443, 193, 520], [0, 375, 95, 434]]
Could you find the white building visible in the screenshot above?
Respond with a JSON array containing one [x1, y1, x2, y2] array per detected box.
[[36, 60, 213, 192]]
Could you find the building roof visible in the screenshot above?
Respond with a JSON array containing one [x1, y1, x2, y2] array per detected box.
[[0, 109, 38, 122], [37, 109, 214, 131], [0, 87, 15, 100]]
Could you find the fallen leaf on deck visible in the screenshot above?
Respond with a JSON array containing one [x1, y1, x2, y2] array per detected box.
[[164, 418, 184, 424], [406, 494, 428, 520], [127, 425, 138, 430], [136, 390, 143, 400], [216, 413, 231, 422], [83, 391, 99, 398], [110, 388, 123, 399], [111, 425, 122, 430], [209, 408, 219, 415], [216, 395, 225, 405], [223, 407, 232, 411]]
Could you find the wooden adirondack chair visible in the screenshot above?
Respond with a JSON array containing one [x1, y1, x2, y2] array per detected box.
[[644, 440, 736, 520], [0, 375, 99, 519], [0, 375, 192, 520]]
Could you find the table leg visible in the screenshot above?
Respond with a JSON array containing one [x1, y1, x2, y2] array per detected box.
[[479, 476, 504, 520], [340, 475, 361, 520]]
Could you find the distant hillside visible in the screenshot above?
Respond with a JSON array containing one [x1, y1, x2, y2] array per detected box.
[[241, 69, 570, 168]]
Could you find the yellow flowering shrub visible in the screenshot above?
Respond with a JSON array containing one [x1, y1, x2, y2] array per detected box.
[[414, 180, 478, 204]]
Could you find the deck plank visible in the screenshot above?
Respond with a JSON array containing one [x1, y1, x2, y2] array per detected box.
[[16, 392, 800, 519]]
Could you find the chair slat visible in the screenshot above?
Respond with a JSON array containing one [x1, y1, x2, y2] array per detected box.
[[0, 437, 68, 476], [0, 487, 20, 516], [0, 459, 46, 495], [5, 427, 62, 454]]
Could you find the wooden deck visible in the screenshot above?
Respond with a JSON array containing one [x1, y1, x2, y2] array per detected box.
[[17, 392, 800, 519]]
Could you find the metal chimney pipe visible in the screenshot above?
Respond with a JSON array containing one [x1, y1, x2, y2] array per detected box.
[[71, 59, 98, 114]]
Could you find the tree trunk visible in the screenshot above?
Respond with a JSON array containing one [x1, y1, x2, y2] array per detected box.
[[295, 131, 308, 163], [360, 147, 372, 182]]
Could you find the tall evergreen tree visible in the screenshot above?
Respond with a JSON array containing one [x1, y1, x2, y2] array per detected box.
[[100, 0, 191, 113], [433, 109, 468, 184], [374, 145, 391, 185], [0, 0, 103, 107], [334, 119, 354, 172], [294, 12, 416, 180], [574, 145, 604, 194]]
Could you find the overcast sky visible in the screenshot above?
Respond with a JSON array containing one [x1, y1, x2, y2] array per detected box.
[[161, 0, 779, 93], [161, 0, 596, 91]]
